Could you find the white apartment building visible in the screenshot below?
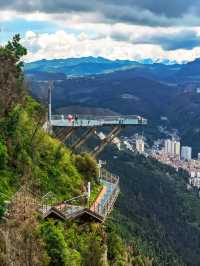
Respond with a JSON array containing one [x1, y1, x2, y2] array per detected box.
[[174, 141, 181, 158], [189, 177, 200, 189], [164, 139, 172, 154], [136, 138, 145, 153], [164, 138, 180, 158], [181, 146, 192, 161]]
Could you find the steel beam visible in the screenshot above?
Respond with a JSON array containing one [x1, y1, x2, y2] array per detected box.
[[55, 127, 69, 139], [60, 127, 76, 142], [54, 127, 65, 138], [71, 127, 96, 150], [54, 127, 76, 142], [91, 126, 122, 157]]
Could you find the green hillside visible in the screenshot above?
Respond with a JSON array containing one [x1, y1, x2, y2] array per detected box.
[[102, 148, 200, 266], [0, 36, 150, 265], [2, 35, 200, 266]]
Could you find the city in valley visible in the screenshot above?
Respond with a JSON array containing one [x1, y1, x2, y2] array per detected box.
[[108, 133, 200, 191]]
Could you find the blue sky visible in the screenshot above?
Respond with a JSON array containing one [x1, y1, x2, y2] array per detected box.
[[1, 0, 200, 62], [1, 19, 60, 42]]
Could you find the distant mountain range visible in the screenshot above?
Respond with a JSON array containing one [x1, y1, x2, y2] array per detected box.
[[26, 56, 200, 156], [25, 56, 185, 78], [25, 56, 140, 77], [25, 56, 200, 83]]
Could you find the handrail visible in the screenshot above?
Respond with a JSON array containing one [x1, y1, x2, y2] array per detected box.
[[52, 115, 144, 120], [41, 168, 120, 221], [100, 168, 119, 185], [90, 168, 120, 218], [90, 185, 119, 218], [51, 115, 147, 125]]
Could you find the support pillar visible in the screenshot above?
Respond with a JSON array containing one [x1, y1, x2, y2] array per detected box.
[[56, 127, 69, 139], [60, 127, 76, 142], [47, 81, 53, 133], [71, 127, 96, 150]]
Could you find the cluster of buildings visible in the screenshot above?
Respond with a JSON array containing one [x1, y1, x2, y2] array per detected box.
[[164, 138, 192, 161], [107, 134, 145, 154], [152, 137, 200, 190], [119, 135, 145, 153], [101, 130, 200, 191]]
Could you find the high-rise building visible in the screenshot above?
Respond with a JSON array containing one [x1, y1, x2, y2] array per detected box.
[[164, 139, 172, 154], [164, 138, 180, 158], [136, 137, 145, 153], [198, 153, 200, 160], [181, 146, 192, 161], [174, 141, 181, 158]]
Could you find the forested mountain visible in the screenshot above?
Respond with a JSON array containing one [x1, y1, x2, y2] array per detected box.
[[102, 148, 200, 266], [0, 36, 150, 265], [1, 36, 200, 265], [29, 62, 200, 156], [25, 57, 140, 77], [26, 56, 200, 82], [26, 56, 200, 152]]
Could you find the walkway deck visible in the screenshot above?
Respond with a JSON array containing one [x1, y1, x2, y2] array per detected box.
[[51, 115, 147, 127], [90, 179, 119, 218], [41, 169, 119, 223]]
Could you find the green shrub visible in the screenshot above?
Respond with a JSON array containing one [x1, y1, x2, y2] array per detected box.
[[74, 153, 98, 183], [0, 137, 8, 169]]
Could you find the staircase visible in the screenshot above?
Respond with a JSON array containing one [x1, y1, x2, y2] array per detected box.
[[41, 168, 120, 223]]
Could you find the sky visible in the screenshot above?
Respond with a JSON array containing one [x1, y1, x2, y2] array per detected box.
[[1, 1, 200, 63]]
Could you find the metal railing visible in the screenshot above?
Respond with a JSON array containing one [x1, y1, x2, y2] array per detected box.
[[40, 168, 120, 221], [100, 168, 120, 185], [90, 168, 120, 219], [90, 185, 119, 218], [51, 115, 147, 125], [52, 114, 142, 120]]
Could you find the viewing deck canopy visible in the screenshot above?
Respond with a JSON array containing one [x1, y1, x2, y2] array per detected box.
[[51, 115, 147, 127]]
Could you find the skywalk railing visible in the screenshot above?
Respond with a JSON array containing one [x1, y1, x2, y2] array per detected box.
[[52, 114, 144, 120], [40, 168, 120, 221], [100, 168, 120, 185], [90, 184, 119, 218], [90, 168, 120, 218], [51, 115, 147, 126]]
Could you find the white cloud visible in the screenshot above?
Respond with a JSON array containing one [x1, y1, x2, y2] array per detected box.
[[22, 29, 200, 63], [2, 10, 200, 62]]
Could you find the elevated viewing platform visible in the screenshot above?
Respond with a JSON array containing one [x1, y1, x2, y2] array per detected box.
[[47, 114, 147, 157], [44, 82, 147, 156], [51, 115, 147, 128]]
